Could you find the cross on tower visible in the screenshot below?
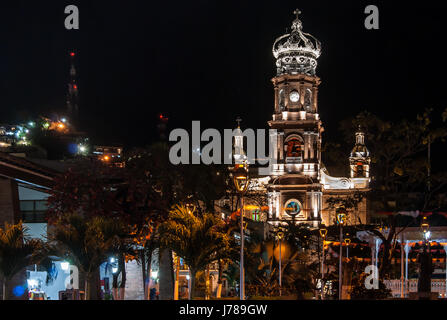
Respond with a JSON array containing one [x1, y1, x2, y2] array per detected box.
[[291, 9, 303, 31]]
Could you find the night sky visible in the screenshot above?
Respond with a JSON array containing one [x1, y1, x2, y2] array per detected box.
[[1, 1, 447, 148]]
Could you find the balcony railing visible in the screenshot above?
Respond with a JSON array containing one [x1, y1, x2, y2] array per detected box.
[[384, 279, 447, 298]]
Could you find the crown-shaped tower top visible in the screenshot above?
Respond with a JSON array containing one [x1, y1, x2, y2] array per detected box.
[[273, 9, 321, 76]]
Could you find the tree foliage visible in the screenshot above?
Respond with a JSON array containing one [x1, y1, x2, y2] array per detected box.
[[0, 222, 43, 300], [158, 205, 232, 299], [48, 214, 132, 299]]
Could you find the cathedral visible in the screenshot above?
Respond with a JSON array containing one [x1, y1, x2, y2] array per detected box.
[[233, 9, 371, 229]]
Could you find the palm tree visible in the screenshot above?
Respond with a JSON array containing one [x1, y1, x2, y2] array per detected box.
[[222, 262, 239, 296], [0, 222, 42, 300], [158, 205, 231, 299], [48, 214, 132, 300]]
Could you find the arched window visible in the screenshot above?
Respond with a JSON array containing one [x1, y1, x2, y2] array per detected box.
[[354, 162, 364, 177], [279, 89, 285, 111], [284, 134, 304, 163], [304, 89, 312, 112]]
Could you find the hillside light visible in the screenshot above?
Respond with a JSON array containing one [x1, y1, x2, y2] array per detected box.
[[78, 144, 87, 153]]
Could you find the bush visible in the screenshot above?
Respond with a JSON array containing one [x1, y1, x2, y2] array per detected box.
[[350, 274, 392, 300]]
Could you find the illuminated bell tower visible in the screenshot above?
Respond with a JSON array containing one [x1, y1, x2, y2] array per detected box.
[[267, 9, 323, 227], [349, 126, 371, 178], [233, 117, 247, 164]]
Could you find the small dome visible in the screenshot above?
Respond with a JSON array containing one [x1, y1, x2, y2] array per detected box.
[[273, 9, 321, 76], [350, 144, 370, 158], [350, 128, 370, 158]]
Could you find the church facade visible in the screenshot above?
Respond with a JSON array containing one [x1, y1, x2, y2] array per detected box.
[[235, 10, 372, 228]]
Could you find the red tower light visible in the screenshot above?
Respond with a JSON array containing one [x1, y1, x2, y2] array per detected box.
[[70, 52, 75, 57]]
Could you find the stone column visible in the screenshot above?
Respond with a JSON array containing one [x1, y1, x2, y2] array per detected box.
[[274, 87, 279, 113], [279, 133, 284, 161], [303, 133, 309, 160], [158, 249, 174, 300]]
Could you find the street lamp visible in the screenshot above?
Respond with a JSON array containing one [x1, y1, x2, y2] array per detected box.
[[336, 206, 347, 300], [232, 162, 249, 300], [185, 198, 196, 214], [319, 225, 327, 300], [421, 216, 430, 247], [277, 231, 284, 296]]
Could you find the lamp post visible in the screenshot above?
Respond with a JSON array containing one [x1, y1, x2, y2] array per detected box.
[[181, 200, 196, 300], [277, 231, 284, 296], [319, 225, 327, 300], [174, 255, 180, 300], [232, 162, 249, 300], [345, 238, 351, 259], [420, 216, 431, 298], [336, 206, 347, 300]]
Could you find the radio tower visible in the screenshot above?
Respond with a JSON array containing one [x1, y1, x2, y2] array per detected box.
[[66, 51, 79, 129]]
